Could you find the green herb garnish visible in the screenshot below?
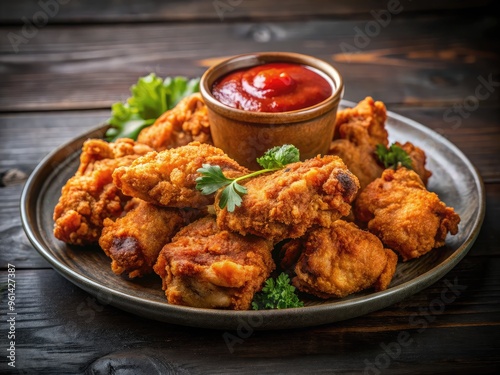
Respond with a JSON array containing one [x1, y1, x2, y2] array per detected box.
[[196, 145, 299, 212], [105, 73, 200, 141], [252, 273, 304, 310], [376, 143, 412, 170]]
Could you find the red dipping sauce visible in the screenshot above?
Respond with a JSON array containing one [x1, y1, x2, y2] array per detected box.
[[211, 62, 332, 113]]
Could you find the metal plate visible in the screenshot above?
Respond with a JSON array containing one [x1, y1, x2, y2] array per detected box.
[[20, 101, 485, 330]]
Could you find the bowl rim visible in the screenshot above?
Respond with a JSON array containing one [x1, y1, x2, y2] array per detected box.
[[200, 52, 344, 123]]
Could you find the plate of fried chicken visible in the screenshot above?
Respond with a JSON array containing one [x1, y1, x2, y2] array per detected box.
[[21, 95, 484, 329]]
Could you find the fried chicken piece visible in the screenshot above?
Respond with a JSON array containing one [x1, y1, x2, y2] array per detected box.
[[396, 141, 432, 186], [153, 216, 275, 310], [99, 199, 200, 278], [215, 155, 360, 243], [329, 121, 385, 191], [355, 168, 460, 261], [284, 220, 397, 298], [374, 247, 398, 291], [329, 97, 389, 192], [53, 138, 152, 245], [334, 96, 389, 147], [113, 142, 249, 209], [137, 93, 212, 151]]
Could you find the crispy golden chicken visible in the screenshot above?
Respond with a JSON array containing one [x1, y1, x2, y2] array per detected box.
[[113, 142, 249, 209], [282, 220, 397, 298], [215, 155, 360, 243], [329, 97, 389, 192], [355, 168, 460, 261], [329, 121, 385, 191], [137, 93, 212, 151], [396, 141, 432, 186], [99, 199, 200, 278], [334, 96, 389, 147], [153, 216, 275, 310], [53, 138, 152, 245]]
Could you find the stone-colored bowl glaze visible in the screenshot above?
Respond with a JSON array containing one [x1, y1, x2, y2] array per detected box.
[[200, 52, 344, 169]]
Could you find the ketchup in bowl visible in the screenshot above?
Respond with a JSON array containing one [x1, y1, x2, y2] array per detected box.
[[211, 62, 332, 113]]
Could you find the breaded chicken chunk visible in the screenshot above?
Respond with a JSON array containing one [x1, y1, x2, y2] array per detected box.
[[283, 220, 397, 298], [53, 138, 152, 245], [334, 96, 389, 147], [329, 97, 389, 192], [99, 199, 200, 278], [355, 168, 460, 261], [113, 142, 249, 209], [396, 141, 432, 186], [215, 155, 360, 243], [329, 121, 385, 191], [153, 216, 275, 310], [137, 93, 212, 151]]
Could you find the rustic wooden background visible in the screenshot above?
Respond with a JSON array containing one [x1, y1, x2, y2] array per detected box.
[[1, 0, 499, 373]]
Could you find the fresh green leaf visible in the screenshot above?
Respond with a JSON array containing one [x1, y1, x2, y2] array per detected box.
[[196, 145, 300, 212], [219, 182, 247, 212], [252, 273, 304, 310], [256, 144, 300, 169], [376, 143, 412, 170], [195, 164, 233, 195], [105, 73, 200, 141], [165, 76, 201, 108]]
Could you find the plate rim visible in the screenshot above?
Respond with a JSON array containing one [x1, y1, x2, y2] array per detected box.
[[19, 100, 486, 330]]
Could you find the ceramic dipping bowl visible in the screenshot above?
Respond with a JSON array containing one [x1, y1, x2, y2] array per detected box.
[[200, 52, 344, 170]]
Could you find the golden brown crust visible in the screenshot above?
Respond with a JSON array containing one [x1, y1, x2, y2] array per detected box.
[[113, 142, 249, 209], [215, 155, 360, 243], [290, 221, 394, 298], [334, 96, 388, 147], [396, 141, 432, 186], [153, 216, 275, 310], [137, 93, 212, 151], [328, 97, 389, 193], [99, 199, 199, 278], [329, 122, 384, 191], [354, 168, 460, 261], [374, 248, 398, 291], [53, 138, 153, 245]]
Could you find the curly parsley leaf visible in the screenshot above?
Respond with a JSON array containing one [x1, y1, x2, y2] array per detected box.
[[257, 144, 300, 169], [376, 143, 412, 170], [105, 73, 200, 141], [195, 145, 300, 212], [252, 273, 304, 310]]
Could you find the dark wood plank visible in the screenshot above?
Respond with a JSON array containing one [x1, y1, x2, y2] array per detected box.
[[1, 15, 498, 111], [0, 0, 493, 24], [1, 255, 498, 374]]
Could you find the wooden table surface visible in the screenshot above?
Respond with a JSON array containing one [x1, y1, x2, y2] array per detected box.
[[1, 1, 499, 374]]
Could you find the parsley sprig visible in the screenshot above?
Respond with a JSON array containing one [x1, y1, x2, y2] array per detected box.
[[196, 145, 300, 212], [252, 273, 304, 310], [376, 143, 412, 170], [105, 73, 200, 141]]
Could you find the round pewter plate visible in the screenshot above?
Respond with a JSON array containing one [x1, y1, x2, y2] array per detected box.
[[20, 101, 485, 330]]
